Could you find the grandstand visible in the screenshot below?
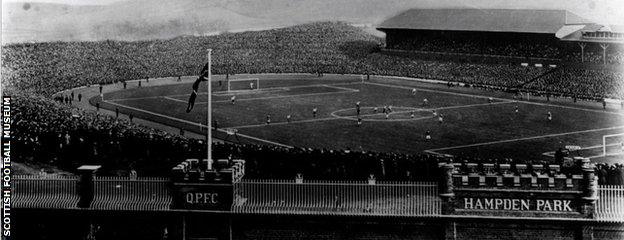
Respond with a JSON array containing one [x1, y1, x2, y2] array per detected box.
[[378, 9, 623, 64]]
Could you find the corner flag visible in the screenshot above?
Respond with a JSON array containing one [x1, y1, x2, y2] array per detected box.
[[185, 62, 211, 113]]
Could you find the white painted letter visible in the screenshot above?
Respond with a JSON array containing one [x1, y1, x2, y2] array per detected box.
[[464, 198, 474, 209]]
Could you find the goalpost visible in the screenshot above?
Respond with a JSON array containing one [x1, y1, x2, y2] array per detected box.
[[227, 78, 260, 92], [602, 133, 624, 156]]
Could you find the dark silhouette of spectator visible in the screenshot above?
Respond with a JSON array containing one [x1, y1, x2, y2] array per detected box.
[[554, 148, 565, 166]]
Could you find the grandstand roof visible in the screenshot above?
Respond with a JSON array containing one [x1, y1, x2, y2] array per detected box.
[[378, 9, 592, 34], [558, 23, 624, 43]]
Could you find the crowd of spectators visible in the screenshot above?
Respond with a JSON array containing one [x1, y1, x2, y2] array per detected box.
[[213, 142, 442, 181], [596, 163, 624, 185], [4, 21, 624, 184], [366, 53, 548, 89], [564, 50, 624, 64], [387, 32, 624, 64], [12, 91, 205, 176], [2, 21, 622, 100], [524, 68, 624, 99], [389, 34, 561, 59]]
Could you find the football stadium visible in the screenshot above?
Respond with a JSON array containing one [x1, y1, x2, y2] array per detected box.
[[2, 7, 624, 240]]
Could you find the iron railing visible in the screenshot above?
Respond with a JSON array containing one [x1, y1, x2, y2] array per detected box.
[[13, 175, 80, 209], [10, 175, 624, 221], [595, 185, 624, 221], [90, 176, 171, 211], [233, 179, 441, 216]]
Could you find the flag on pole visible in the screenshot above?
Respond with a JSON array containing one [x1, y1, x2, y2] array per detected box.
[[186, 63, 211, 113]]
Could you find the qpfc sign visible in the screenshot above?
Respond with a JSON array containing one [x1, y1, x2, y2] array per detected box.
[[172, 184, 233, 210]]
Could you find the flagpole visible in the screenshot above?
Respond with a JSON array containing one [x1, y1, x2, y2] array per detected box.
[[207, 49, 212, 166]]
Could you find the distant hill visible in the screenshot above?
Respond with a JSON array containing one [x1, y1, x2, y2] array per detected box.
[[2, 0, 416, 43], [1, 1, 269, 43], [2, 0, 622, 43]]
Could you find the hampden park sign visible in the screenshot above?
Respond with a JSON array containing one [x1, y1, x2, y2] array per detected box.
[[439, 160, 597, 218], [460, 198, 574, 212]]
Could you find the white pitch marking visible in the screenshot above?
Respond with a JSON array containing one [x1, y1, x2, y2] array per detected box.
[[436, 101, 513, 110], [212, 87, 288, 96], [365, 81, 511, 101], [542, 142, 624, 158], [160, 91, 359, 104], [232, 117, 340, 129], [208, 89, 360, 104], [427, 126, 624, 153], [103, 100, 293, 148], [109, 82, 361, 102], [162, 96, 187, 103], [322, 84, 361, 92], [365, 81, 624, 116]]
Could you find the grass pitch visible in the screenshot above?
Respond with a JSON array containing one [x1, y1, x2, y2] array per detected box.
[[100, 74, 624, 162]]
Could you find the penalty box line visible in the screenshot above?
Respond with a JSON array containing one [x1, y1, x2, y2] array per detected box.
[[426, 125, 624, 154], [160, 88, 360, 105], [102, 100, 294, 148], [107, 82, 361, 102]]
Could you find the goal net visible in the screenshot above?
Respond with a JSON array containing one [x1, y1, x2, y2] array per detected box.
[[227, 78, 260, 92], [602, 133, 624, 156]]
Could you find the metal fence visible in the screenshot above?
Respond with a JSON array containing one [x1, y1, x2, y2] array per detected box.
[[10, 175, 624, 221], [13, 175, 80, 209], [596, 185, 624, 221], [91, 176, 171, 211], [233, 179, 441, 216]]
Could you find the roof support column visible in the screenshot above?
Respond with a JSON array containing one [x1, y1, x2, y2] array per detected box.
[[600, 43, 609, 65], [578, 43, 586, 62]]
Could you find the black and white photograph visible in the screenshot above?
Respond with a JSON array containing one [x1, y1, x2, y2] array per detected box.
[[1, 0, 623, 239]]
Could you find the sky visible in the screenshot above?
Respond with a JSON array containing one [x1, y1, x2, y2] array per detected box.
[[3, 0, 126, 5], [2, 0, 623, 24]]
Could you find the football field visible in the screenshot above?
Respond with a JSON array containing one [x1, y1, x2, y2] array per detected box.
[[99, 74, 624, 162]]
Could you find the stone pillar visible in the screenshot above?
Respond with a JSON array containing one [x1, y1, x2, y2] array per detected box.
[[581, 160, 598, 218], [77, 165, 101, 208], [440, 163, 455, 215]]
